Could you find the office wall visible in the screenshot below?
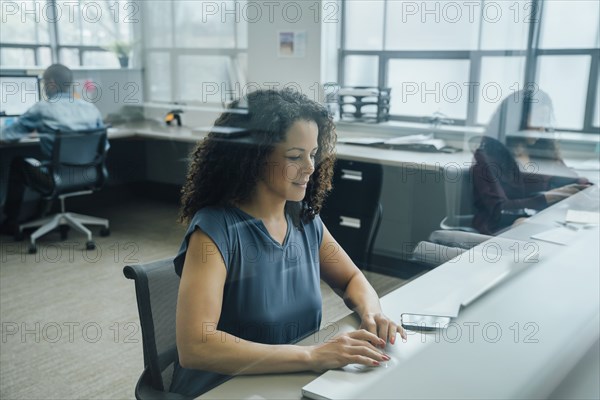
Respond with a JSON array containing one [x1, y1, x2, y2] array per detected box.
[[247, 0, 322, 99]]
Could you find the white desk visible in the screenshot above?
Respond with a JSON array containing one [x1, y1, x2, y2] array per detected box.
[[106, 122, 474, 169], [108, 123, 599, 177], [198, 186, 600, 399]]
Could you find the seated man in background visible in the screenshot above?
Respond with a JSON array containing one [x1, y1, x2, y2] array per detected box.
[[471, 89, 590, 235], [0, 63, 105, 235]]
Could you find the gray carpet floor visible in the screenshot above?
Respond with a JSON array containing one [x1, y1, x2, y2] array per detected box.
[[0, 196, 406, 399]]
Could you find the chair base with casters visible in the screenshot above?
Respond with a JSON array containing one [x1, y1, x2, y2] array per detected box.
[[17, 190, 110, 254]]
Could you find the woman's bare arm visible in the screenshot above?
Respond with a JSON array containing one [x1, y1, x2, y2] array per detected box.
[[176, 229, 388, 375], [319, 224, 406, 345]]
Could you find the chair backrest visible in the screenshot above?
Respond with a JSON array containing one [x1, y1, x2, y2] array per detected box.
[[123, 258, 180, 393], [320, 160, 383, 269], [441, 167, 477, 230], [51, 127, 108, 194]]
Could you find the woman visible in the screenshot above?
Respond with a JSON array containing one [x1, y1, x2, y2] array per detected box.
[[472, 90, 589, 234], [172, 89, 405, 396]]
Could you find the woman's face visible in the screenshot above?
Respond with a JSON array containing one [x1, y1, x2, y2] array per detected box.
[[260, 119, 319, 202]]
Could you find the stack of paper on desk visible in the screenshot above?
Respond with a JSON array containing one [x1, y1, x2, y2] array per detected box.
[[531, 227, 579, 246], [565, 210, 600, 225], [338, 133, 448, 151]]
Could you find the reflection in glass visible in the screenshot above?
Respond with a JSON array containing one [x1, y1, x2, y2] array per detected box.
[[471, 89, 589, 235], [477, 56, 525, 125]]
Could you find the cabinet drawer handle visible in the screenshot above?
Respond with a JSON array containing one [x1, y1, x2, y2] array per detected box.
[[341, 169, 363, 181], [339, 216, 361, 229]]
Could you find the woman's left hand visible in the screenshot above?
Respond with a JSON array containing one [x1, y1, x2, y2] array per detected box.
[[359, 312, 407, 346]]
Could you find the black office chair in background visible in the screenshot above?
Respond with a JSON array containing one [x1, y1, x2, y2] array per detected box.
[[414, 166, 491, 268], [439, 166, 478, 232], [123, 258, 191, 400], [16, 128, 110, 253], [320, 159, 383, 270]]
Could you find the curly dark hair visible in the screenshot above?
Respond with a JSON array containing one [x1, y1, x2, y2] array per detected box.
[[179, 88, 337, 227]]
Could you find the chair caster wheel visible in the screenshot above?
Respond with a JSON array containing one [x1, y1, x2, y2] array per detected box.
[[86, 241, 96, 250], [100, 227, 110, 237], [14, 231, 25, 242], [60, 225, 69, 240], [28, 244, 37, 254]]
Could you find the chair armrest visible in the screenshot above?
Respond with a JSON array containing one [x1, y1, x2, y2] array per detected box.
[[22, 158, 54, 196], [135, 368, 193, 400], [23, 158, 42, 168], [440, 216, 479, 233], [429, 230, 492, 249], [411, 241, 466, 268]]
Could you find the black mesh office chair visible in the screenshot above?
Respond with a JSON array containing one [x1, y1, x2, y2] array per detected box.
[[16, 127, 110, 253], [123, 258, 191, 400], [421, 166, 488, 268], [320, 160, 383, 270], [439, 167, 479, 232]]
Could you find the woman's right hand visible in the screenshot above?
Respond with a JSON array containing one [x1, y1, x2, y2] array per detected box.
[[307, 329, 390, 373], [544, 183, 588, 205]]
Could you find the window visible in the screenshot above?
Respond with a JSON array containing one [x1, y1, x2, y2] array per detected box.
[[338, 0, 600, 133], [344, 56, 378, 87], [477, 56, 525, 125], [1, 0, 50, 67], [594, 81, 600, 128], [142, 0, 247, 105], [1, 0, 137, 68], [385, 0, 479, 51], [344, 1, 384, 51], [536, 55, 591, 130], [388, 59, 470, 119]]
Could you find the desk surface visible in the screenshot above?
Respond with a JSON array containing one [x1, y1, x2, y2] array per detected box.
[[105, 122, 474, 169], [198, 186, 600, 399], [2, 121, 597, 179], [110, 122, 600, 179]]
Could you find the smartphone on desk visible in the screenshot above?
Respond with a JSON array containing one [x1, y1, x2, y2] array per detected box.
[[401, 313, 452, 332]]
